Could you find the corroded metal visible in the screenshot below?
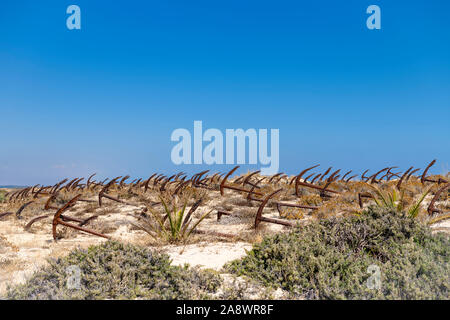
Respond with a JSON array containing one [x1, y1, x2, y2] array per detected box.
[[428, 183, 449, 215], [421, 160, 436, 184], [255, 189, 294, 228], [52, 195, 110, 241]]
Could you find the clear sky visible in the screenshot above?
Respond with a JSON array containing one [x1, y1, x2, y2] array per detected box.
[[1, 0, 449, 185]]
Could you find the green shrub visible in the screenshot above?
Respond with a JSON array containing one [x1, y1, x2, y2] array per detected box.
[[226, 207, 449, 299], [5, 241, 221, 300], [0, 190, 6, 203]]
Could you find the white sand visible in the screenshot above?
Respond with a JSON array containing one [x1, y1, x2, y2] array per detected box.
[[163, 242, 252, 270]]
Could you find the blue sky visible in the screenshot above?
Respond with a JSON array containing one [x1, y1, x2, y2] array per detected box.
[[1, 0, 449, 185]]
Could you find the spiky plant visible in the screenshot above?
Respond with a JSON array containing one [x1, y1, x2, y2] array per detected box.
[[366, 184, 432, 218], [134, 197, 211, 243]]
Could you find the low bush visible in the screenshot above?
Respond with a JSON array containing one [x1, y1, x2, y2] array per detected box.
[[6, 241, 221, 300], [226, 207, 449, 299]]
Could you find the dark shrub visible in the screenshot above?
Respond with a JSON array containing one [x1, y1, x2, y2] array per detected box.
[[6, 241, 221, 300]]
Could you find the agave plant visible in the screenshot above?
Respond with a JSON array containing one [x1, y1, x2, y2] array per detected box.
[[134, 198, 211, 243], [366, 184, 432, 218]]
